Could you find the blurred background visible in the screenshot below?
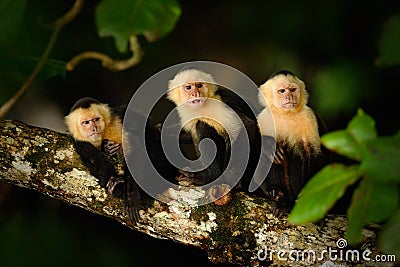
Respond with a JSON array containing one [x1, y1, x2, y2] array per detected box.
[[0, 0, 399, 266]]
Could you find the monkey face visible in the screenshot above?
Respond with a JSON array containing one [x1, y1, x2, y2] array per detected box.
[[179, 82, 209, 109], [271, 77, 301, 110], [78, 113, 105, 143]]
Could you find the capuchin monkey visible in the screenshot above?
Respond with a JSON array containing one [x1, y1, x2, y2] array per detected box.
[[167, 69, 261, 203], [64, 97, 125, 189], [65, 97, 177, 223], [255, 70, 326, 214]]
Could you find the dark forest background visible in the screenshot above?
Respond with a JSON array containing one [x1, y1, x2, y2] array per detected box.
[[0, 0, 399, 266]]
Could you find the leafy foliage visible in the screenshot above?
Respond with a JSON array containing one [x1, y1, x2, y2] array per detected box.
[[361, 133, 400, 183], [96, 0, 181, 53], [288, 164, 361, 224], [289, 109, 400, 257], [0, 0, 181, 103], [347, 178, 398, 243], [0, 56, 66, 80]]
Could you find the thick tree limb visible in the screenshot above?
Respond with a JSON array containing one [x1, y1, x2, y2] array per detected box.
[[0, 119, 392, 266]]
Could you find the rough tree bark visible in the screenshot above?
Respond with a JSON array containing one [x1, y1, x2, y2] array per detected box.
[[0, 119, 392, 267]]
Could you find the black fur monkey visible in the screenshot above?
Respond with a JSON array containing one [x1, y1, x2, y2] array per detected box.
[[64, 97, 125, 189], [167, 68, 261, 203], [65, 97, 151, 223], [255, 70, 326, 213], [65, 97, 180, 221]]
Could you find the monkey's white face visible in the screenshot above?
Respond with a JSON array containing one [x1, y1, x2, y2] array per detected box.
[[179, 82, 209, 109], [272, 77, 301, 110], [78, 113, 105, 142]]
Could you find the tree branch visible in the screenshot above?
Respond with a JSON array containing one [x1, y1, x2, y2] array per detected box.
[[66, 35, 143, 72], [0, 119, 388, 266]]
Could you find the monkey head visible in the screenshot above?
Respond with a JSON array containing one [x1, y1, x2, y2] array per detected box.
[[167, 69, 218, 109], [65, 98, 112, 148], [259, 71, 308, 111]]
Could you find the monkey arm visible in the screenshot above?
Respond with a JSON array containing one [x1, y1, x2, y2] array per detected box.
[[102, 139, 121, 156], [122, 174, 141, 223], [155, 122, 193, 144], [251, 135, 276, 191], [177, 121, 228, 186], [74, 140, 117, 188]]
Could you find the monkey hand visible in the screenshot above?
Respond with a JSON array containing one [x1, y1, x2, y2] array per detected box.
[[124, 201, 140, 224], [102, 139, 121, 156], [123, 178, 142, 224], [273, 145, 285, 165], [176, 169, 213, 186], [175, 170, 196, 186], [207, 184, 232, 206], [268, 187, 284, 201], [106, 176, 125, 197], [155, 123, 163, 132], [261, 135, 279, 163], [272, 197, 291, 218]]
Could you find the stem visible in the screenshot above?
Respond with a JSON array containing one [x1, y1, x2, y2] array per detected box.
[[66, 35, 143, 72], [0, 0, 84, 119]]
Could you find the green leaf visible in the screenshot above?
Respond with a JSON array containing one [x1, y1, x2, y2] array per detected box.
[[347, 109, 377, 144], [360, 133, 400, 183], [367, 185, 398, 224], [0, 56, 66, 80], [376, 14, 400, 67], [96, 0, 181, 53], [288, 164, 361, 224], [346, 179, 398, 245], [379, 209, 400, 258], [346, 181, 369, 244], [321, 130, 362, 161], [0, 0, 26, 47]]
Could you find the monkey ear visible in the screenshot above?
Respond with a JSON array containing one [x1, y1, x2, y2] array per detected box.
[[166, 86, 181, 105], [168, 79, 177, 90], [65, 109, 83, 141], [258, 81, 271, 107], [258, 90, 268, 107], [296, 78, 309, 106]]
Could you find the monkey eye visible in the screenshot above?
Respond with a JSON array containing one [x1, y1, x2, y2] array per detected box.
[[196, 83, 203, 89], [278, 89, 286, 94], [185, 85, 192, 90], [290, 87, 296, 92], [93, 117, 100, 122], [81, 120, 90, 126]]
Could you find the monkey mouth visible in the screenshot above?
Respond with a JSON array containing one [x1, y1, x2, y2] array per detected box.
[[184, 98, 206, 108], [282, 102, 297, 109], [88, 132, 102, 139]]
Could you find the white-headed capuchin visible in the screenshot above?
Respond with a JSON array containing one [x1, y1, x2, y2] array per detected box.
[[167, 69, 261, 203], [255, 70, 326, 213], [65, 97, 124, 188], [65, 97, 177, 223]]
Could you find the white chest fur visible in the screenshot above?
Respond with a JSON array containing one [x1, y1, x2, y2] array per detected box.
[[177, 98, 243, 142], [258, 106, 321, 156]]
